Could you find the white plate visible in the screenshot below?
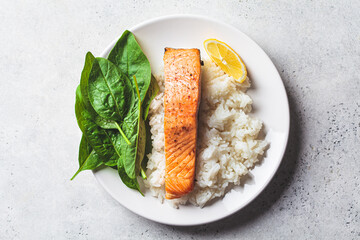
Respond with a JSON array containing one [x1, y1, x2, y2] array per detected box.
[[94, 14, 289, 226]]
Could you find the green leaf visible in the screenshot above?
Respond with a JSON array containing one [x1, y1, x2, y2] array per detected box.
[[73, 31, 156, 195], [136, 114, 146, 177], [71, 135, 103, 180], [119, 76, 146, 179], [75, 84, 120, 165], [77, 53, 118, 130], [141, 118, 153, 173], [88, 58, 134, 122], [118, 158, 143, 195], [79, 134, 92, 160], [76, 84, 119, 131], [83, 125, 120, 166], [108, 30, 151, 103], [75, 85, 86, 132], [120, 106, 146, 179], [104, 131, 123, 167], [79, 53, 130, 144], [142, 74, 159, 120]]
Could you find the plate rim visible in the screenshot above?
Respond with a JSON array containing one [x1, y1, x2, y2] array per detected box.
[[93, 14, 290, 226]]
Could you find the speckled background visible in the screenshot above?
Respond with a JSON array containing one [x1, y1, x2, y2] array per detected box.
[[1, 1, 359, 239]]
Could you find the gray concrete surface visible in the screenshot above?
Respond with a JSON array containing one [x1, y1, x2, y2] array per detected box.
[[1, 1, 359, 239]]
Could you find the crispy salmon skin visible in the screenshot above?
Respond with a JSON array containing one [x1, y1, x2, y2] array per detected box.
[[163, 48, 201, 199]]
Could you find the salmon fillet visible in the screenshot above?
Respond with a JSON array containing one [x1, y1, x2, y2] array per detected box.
[[163, 48, 201, 199]]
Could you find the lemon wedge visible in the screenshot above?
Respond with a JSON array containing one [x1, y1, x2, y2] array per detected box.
[[204, 39, 247, 83]]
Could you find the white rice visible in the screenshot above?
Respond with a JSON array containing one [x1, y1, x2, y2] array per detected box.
[[144, 59, 267, 208]]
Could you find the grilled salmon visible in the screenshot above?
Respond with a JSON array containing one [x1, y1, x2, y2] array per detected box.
[[163, 48, 201, 199]]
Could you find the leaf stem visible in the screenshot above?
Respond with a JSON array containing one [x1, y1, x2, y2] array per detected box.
[[140, 167, 147, 180], [70, 169, 81, 180], [114, 122, 131, 145], [133, 75, 141, 104]]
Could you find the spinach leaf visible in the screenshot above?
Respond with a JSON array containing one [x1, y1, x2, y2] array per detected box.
[[137, 115, 146, 178], [142, 74, 159, 120], [141, 118, 153, 174], [75, 85, 87, 132], [118, 158, 143, 195], [71, 135, 103, 180], [119, 76, 146, 179], [80, 53, 130, 144], [76, 85, 119, 131], [79, 134, 92, 161], [75, 83, 120, 165], [94, 118, 117, 130], [120, 106, 146, 179], [73, 31, 158, 194], [79, 52, 96, 111], [103, 130, 122, 167], [108, 30, 151, 103], [88, 57, 134, 123], [77, 53, 118, 130], [83, 124, 120, 166]]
